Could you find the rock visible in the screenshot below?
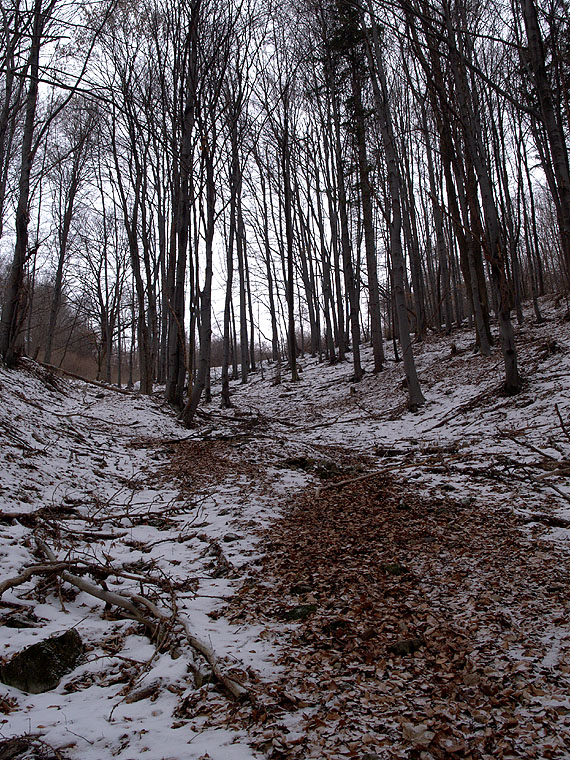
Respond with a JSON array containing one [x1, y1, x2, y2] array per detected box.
[[388, 637, 424, 656], [280, 604, 317, 621], [0, 629, 83, 693], [381, 561, 408, 576], [222, 533, 241, 543]]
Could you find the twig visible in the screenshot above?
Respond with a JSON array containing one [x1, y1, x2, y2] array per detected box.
[[555, 404, 570, 444], [315, 470, 383, 497]]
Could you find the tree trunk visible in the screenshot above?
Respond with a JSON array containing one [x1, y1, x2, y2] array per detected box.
[[422, 104, 453, 334], [182, 143, 215, 425], [445, 3, 521, 392], [0, 0, 45, 366], [520, 0, 570, 286], [365, 10, 425, 408], [352, 65, 384, 371]]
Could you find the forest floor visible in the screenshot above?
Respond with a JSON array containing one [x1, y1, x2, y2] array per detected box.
[[1, 296, 570, 760]]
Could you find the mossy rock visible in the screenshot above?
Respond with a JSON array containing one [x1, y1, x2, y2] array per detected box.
[[0, 629, 83, 693]]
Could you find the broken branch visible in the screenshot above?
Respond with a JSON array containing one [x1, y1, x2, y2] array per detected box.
[[34, 541, 248, 700], [315, 471, 383, 498]]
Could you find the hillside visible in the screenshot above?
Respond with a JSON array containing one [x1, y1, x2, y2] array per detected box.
[[1, 297, 570, 760]]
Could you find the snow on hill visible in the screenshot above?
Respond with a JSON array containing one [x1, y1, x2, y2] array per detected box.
[[0, 361, 296, 759], [1, 296, 570, 759]]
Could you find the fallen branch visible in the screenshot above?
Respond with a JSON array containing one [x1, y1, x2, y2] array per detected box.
[[0, 562, 69, 598], [524, 513, 570, 529], [301, 414, 368, 432], [0, 736, 66, 760], [536, 479, 570, 505], [127, 591, 247, 699], [315, 470, 383, 497], [35, 541, 248, 700], [499, 430, 559, 461], [206, 539, 235, 578], [535, 466, 570, 480], [421, 386, 499, 433], [555, 404, 570, 444], [0, 505, 81, 527], [36, 361, 134, 396]]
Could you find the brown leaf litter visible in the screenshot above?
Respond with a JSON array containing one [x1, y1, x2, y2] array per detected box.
[[224, 470, 570, 759]]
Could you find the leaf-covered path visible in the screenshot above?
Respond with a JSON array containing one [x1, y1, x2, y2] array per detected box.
[[228, 468, 570, 759]]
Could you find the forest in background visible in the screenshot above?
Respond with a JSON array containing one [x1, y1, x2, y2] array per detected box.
[[0, 0, 569, 421]]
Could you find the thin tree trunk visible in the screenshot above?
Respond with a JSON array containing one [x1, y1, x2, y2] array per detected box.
[[182, 143, 215, 425], [365, 9, 425, 408], [352, 65, 384, 371]]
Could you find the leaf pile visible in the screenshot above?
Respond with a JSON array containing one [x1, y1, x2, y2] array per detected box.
[[228, 473, 570, 759], [160, 439, 275, 496]]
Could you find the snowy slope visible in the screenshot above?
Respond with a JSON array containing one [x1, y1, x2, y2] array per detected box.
[[1, 296, 570, 760], [0, 363, 296, 760]]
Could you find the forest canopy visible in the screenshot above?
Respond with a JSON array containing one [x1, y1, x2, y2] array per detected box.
[[0, 0, 569, 419]]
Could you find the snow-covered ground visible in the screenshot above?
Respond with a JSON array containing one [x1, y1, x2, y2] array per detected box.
[[0, 361, 305, 759], [1, 296, 570, 759]]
